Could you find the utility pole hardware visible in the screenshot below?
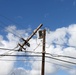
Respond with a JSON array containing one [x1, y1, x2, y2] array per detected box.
[[18, 24, 43, 51]]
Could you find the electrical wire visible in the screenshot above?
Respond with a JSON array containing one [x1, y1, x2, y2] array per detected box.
[[45, 52, 76, 59], [17, 50, 76, 60], [0, 20, 22, 38], [0, 51, 11, 59], [0, 14, 28, 32], [0, 51, 75, 68], [0, 20, 23, 55], [0, 48, 18, 51], [0, 43, 41, 58], [0, 59, 74, 69], [0, 42, 41, 59], [46, 55, 76, 65], [0, 15, 76, 49], [0, 47, 18, 58], [0, 15, 76, 71], [0, 54, 75, 65], [0, 14, 21, 26], [35, 36, 42, 46], [0, 47, 76, 60], [0, 51, 15, 58], [0, 41, 41, 52], [33, 43, 41, 51]]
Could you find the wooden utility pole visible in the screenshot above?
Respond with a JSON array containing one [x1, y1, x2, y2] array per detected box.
[[18, 24, 43, 51], [41, 29, 46, 75]]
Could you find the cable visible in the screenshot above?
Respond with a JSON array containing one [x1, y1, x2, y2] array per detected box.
[[0, 14, 21, 26], [46, 55, 76, 65], [0, 59, 74, 69], [33, 43, 41, 51], [0, 20, 22, 38], [0, 14, 27, 31], [0, 51, 15, 58], [0, 47, 18, 58], [0, 48, 18, 51], [35, 36, 42, 46], [19, 50, 76, 60], [0, 48, 76, 60], [0, 54, 76, 65], [45, 52, 76, 59]]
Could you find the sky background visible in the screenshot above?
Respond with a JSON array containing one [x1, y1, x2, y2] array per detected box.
[[0, 0, 76, 30], [0, 0, 76, 75]]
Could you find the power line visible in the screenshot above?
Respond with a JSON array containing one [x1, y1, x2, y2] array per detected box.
[[0, 20, 22, 38], [0, 15, 76, 49], [26, 51, 76, 59], [46, 55, 76, 65], [45, 52, 76, 59], [0, 51, 75, 67], [0, 43, 41, 58], [0, 14, 21, 26], [0, 51, 15, 58], [0, 47, 17, 58], [0, 54, 75, 65], [33, 43, 41, 51], [0, 47, 20, 52], [0, 42, 41, 52], [0, 21, 75, 60], [0, 48, 18, 51], [0, 59, 74, 69], [18, 50, 76, 60], [0, 14, 28, 31], [0, 20, 76, 72], [18, 24, 43, 51], [0, 47, 76, 60]]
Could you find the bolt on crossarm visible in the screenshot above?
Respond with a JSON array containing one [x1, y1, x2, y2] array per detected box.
[[19, 24, 43, 51]]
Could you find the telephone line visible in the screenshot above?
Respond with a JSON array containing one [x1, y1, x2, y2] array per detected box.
[[0, 59, 74, 69], [0, 48, 76, 60], [0, 47, 17, 58], [0, 54, 76, 65], [0, 20, 22, 38], [0, 14, 21, 26], [45, 52, 76, 59]]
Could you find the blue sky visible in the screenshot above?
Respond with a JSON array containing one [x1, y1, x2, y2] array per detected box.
[[0, 0, 76, 75], [0, 0, 76, 30]]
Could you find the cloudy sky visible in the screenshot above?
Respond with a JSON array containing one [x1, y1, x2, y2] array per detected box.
[[0, 0, 76, 75]]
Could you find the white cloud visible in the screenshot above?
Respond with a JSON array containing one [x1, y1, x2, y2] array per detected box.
[[0, 34, 18, 75], [73, 1, 76, 6], [0, 35, 4, 46], [46, 27, 67, 45], [0, 24, 76, 75], [17, 16, 23, 19], [11, 67, 28, 75], [24, 24, 76, 75], [5, 25, 29, 38], [67, 24, 76, 46]]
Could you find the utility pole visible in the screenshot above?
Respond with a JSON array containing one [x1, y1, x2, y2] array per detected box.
[[18, 24, 43, 51], [41, 29, 46, 75]]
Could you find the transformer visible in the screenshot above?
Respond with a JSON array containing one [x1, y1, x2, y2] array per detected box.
[[38, 30, 43, 39]]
